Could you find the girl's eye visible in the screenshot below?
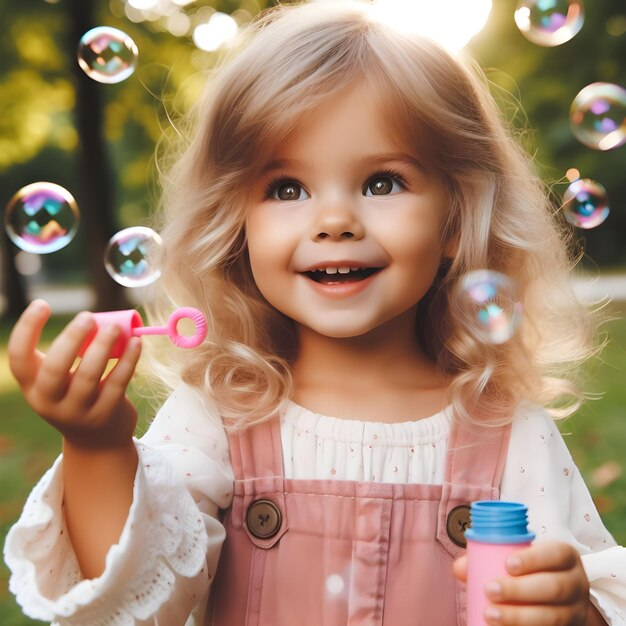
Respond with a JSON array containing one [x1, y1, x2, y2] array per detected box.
[[269, 181, 310, 201], [364, 175, 404, 197]]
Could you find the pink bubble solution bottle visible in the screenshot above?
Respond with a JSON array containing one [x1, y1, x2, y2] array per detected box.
[[466, 501, 535, 626]]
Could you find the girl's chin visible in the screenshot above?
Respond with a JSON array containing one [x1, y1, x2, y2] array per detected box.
[[294, 318, 386, 340]]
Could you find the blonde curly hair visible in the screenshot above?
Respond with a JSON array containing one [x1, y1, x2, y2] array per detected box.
[[143, 0, 599, 427]]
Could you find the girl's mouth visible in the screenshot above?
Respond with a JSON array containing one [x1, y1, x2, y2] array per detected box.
[[304, 267, 382, 284]]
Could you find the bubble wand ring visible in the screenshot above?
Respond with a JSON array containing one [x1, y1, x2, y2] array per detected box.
[[133, 307, 208, 349]]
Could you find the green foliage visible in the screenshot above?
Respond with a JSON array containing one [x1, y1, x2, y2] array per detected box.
[[0, 0, 278, 297], [566, 303, 626, 541], [0, 4, 73, 173], [469, 0, 626, 267]]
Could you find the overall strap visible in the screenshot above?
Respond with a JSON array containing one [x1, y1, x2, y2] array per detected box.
[[225, 416, 289, 550], [437, 418, 512, 558], [226, 416, 285, 480], [447, 420, 511, 497]]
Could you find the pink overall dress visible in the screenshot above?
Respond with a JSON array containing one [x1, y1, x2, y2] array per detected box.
[[211, 415, 511, 625]]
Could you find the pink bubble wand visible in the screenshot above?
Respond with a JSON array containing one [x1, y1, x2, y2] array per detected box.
[[78, 307, 208, 358]]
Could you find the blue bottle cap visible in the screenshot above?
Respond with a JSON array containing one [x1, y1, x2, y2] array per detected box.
[[464, 501, 535, 544]]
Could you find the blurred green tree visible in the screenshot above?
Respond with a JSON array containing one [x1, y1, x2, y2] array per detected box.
[[0, 0, 270, 320]]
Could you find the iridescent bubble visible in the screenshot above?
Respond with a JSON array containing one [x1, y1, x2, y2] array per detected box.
[[562, 178, 609, 229], [570, 83, 626, 151], [454, 270, 522, 345], [514, 0, 584, 47], [104, 226, 163, 287], [77, 26, 139, 84], [4, 182, 79, 254]]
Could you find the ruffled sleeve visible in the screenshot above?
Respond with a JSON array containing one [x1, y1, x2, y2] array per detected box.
[[501, 407, 626, 625], [3, 384, 234, 626]]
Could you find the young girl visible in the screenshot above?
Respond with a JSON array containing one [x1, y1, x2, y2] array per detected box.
[[5, 1, 625, 624]]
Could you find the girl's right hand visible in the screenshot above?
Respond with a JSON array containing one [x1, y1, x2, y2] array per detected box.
[[8, 299, 142, 449]]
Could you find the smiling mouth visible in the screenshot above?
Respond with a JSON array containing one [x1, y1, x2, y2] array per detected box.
[[304, 267, 383, 284]]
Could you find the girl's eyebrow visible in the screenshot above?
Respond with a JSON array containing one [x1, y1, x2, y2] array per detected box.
[[357, 152, 423, 170], [260, 158, 308, 176]]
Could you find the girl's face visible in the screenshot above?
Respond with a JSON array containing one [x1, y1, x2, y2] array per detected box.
[[245, 84, 450, 340]]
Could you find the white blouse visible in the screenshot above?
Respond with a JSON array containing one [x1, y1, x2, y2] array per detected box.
[[4, 384, 626, 626]]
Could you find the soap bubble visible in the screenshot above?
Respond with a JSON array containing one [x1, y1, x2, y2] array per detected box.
[[324, 566, 351, 599], [514, 0, 584, 46], [4, 182, 79, 254], [104, 226, 163, 287], [326, 574, 345, 596], [454, 270, 522, 345], [570, 83, 626, 151], [562, 178, 609, 229], [77, 26, 139, 84]]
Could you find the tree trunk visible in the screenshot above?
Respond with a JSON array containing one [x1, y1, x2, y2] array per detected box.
[[0, 232, 28, 321], [67, 0, 128, 312]]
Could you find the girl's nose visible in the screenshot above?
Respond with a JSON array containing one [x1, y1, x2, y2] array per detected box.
[[310, 198, 365, 241]]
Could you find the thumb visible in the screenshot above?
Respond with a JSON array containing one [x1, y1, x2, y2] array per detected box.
[[452, 554, 467, 583]]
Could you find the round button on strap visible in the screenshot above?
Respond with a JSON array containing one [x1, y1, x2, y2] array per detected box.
[[246, 499, 282, 540], [446, 504, 472, 548]]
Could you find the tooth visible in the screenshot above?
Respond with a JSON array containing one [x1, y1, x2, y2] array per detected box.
[[338, 267, 350, 274], [325, 267, 338, 274], [350, 267, 359, 272]]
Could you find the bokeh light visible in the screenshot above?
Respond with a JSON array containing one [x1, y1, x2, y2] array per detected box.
[[565, 167, 581, 182], [15, 251, 43, 277], [453, 270, 522, 345], [104, 226, 163, 287], [370, 0, 492, 50], [193, 12, 238, 51], [570, 82, 626, 151], [77, 26, 139, 84], [562, 178, 610, 229], [514, 0, 584, 47], [5, 182, 80, 254], [127, 0, 158, 9], [166, 12, 191, 36], [606, 15, 626, 37]]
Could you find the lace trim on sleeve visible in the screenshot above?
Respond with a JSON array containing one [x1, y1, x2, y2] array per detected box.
[[5, 443, 210, 625]]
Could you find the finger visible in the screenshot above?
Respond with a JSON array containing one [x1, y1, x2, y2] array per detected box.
[[68, 324, 123, 406], [95, 337, 142, 413], [486, 571, 586, 606], [485, 602, 581, 626], [7, 300, 51, 386], [36, 312, 95, 399], [453, 555, 467, 583], [505, 542, 580, 576]]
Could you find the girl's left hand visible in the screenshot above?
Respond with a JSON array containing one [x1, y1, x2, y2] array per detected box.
[[453, 540, 606, 625]]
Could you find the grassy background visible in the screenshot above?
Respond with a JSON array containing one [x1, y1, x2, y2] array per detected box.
[[1, 307, 625, 624]]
